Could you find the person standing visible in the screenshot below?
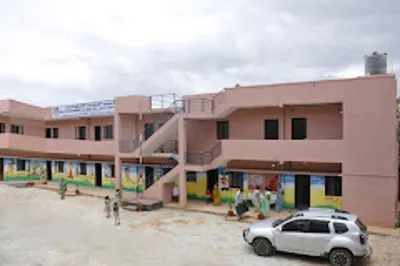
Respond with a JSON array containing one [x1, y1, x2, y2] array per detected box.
[[260, 190, 270, 218], [172, 184, 179, 202], [113, 202, 120, 226], [104, 196, 111, 218], [115, 189, 122, 206], [205, 189, 212, 204], [235, 189, 246, 220], [60, 178, 67, 200], [275, 183, 284, 212]]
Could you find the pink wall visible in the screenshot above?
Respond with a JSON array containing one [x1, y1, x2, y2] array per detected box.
[[46, 117, 114, 140]]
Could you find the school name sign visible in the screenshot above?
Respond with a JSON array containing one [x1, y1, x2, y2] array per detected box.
[[51, 99, 115, 119]]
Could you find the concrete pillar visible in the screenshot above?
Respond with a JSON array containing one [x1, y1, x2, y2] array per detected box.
[[114, 113, 122, 194], [178, 115, 187, 208]]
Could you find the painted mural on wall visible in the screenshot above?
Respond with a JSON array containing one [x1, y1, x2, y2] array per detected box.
[[3, 158, 46, 181], [281, 174, 295, 209], [310, 175, 342, 210], [52, 161, 95, 186], [101, 163, 114, 189], [121, 165, 146, 192]]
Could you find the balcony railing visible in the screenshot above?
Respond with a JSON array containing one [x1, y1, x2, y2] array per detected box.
[[186, 142, 222, 165]]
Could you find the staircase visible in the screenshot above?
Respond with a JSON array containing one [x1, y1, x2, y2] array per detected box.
[[120, 90, 230, 207]]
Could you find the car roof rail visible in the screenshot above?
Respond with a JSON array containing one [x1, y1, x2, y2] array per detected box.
[[331, 215, 348, 221], [334, 210, 350, 214]]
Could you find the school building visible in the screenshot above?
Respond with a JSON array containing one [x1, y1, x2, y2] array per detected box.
[[0, 74, 397, 227]]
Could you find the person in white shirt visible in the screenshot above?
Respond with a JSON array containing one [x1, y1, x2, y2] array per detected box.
[[172, 184, 179, 202]]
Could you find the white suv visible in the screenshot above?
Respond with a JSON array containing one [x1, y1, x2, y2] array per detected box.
[[243, 208, 372, 266]]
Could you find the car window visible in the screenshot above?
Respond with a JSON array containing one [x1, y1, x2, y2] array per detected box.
[[355, 219, 367, 233], [333, 222, 348, 234], [282, 219, 310, 232], [309, 220, 330, 234]]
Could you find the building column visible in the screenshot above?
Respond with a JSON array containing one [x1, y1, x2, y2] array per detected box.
[[114, 113, 122, 194], [178, 115, 187, 208]]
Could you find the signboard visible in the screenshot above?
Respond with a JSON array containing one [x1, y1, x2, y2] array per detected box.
[[51, 99, 115, 119]]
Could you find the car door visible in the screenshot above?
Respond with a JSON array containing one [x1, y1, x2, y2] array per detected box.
[[274, 219, 310, 254], [300, 219, 332, 256]]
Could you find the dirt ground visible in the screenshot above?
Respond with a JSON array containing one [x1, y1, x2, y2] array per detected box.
[[0, 185, 399, 266]]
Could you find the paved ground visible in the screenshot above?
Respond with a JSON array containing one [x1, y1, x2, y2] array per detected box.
[[0, 185, 399, 266]]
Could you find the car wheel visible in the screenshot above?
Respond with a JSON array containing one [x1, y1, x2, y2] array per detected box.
[[252, 238, 273, 257], [329, 249, 353, 266]]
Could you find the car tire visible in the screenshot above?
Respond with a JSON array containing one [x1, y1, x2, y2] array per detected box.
[[252, 238, 274, 257], [329, 249, 353, 266]]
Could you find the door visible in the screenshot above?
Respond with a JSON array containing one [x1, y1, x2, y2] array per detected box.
[[295, 175, 310, 209], [264, 119, 279, 139], [145, 167, 154, 188], [46, 161, 52, 181], [292, 118, 307, 139], [95, 163, 102, 187], [303, 219, 332, 256], [275, 219, 311, 254], [207, 169, 219, 192], [144, 123, 154, 140], [0, 158, 3, 181], [94, 126, 102, 141]]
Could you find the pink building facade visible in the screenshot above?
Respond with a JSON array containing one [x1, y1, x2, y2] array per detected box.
[[0, 74, 397, 227]]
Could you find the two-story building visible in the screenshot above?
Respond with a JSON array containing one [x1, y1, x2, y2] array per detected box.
[[0, 74, 397, 227]]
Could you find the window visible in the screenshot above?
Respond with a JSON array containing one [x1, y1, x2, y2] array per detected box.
[[45, 128, 52, 138], [75, 126, 86, 140], [325, 176, 342, 196], [111, 164, 115, 178], [103, 125, 113, 139], [56, 161, 64, 173], [186, 171, 197, 182], [0, 123, 5, 133], [355, 219, 367, 233], [264, 119, 279, 139], [16, 159, 26, 171], [52, 128, 59, 139], [282, 219, 310, 232], [11, 124, 24, 135], [228, 172, 243, 189], [216, 121, 229, 140], [333, 222, 349, 234], [309, 220, 330, 234], [80, 163, 87, 175], [46, 128, 59, 138], [291, 118, 307, 140]]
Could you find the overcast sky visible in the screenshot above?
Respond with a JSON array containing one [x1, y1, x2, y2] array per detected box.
[[0, 0, 399, 107]]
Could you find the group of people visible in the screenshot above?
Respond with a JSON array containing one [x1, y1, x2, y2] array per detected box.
[[234, 183, 284, 220], [59, 179, 122, 226], [104, 189, 122, 226]]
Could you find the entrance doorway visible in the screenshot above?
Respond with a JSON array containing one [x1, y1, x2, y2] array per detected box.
[[144, 123, 154, 140], [292, 118, 307, 140], [295, 175, 310, 209], [95, 163, 102, 187], [94, 126, 102, 141], [264, 119, 279, 139], [46, 161, 52, 181], [145, 167, 154, 188], [207, 169, 219, 192], [0, 158, 3, 181]]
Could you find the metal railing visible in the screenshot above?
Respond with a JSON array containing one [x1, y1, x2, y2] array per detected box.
[[212, 89, 226, 112], [184, 98, 213, 113], [154, 140, 178, 153], [150, 93, 179, 109], [143, 155, 179, 191], [186, 142, 222, 165]]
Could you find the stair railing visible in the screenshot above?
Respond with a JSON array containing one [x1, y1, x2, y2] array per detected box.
[[186, 142, 222, 166]]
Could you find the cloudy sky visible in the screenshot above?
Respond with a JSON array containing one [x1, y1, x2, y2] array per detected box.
[[0, 0, 399, 107]]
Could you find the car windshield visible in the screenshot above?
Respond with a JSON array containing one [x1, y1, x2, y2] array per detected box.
[[272, 214, 293, 228]]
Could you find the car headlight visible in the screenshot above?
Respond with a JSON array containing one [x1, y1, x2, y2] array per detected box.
[[243, 228, 250, 236]]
